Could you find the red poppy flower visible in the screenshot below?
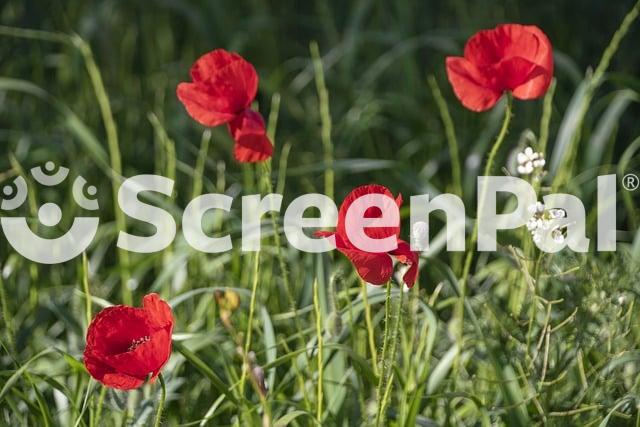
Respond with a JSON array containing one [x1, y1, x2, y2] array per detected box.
[[446, 23, 553, 112], [83, 293, 174, 390], [317, 184, 419, 287], [177, 49, 273, 162]]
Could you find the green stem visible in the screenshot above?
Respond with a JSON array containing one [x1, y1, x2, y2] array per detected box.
[[375, 284, 403, 426], [375, 282, 392, 426], [457, 95, 513, 343], [153, 374, 166, 427]]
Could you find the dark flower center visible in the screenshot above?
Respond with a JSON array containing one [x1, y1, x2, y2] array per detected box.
[[127, 335, 150, 352]]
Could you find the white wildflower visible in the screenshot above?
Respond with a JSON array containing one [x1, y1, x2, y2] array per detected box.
[[516, 146, 546, 176], [526, 202, 567, 246]]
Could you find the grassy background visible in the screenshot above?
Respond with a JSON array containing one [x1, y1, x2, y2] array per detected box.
[[1, 0, 640, 425]]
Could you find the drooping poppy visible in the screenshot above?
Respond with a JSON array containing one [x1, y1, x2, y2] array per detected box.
[[83, 293, 174, 390], [446, 23, 553, 112], [177, 49, 272, 162], [316, 184, 419, 287]]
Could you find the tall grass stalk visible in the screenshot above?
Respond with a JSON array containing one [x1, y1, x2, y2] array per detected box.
[[310, 41, 334, 201], [90, 386, 106, 427], [192, 130, 212, 199], [239, 251, 261, 398], [313, 278, 324, 422], [81, 253, 92, 328], [361, 280, 379, 375], [428, 75, 462, 198], [71, 34, 131, 304], [428, 74, 464, 274], [375, 282, 393, 425]]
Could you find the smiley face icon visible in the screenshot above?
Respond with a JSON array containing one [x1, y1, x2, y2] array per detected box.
[[1, 161, 100, 264]]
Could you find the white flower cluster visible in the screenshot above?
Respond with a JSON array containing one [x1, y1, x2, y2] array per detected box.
[[526, 202, 567, 244], [517, 147, 545, 175]]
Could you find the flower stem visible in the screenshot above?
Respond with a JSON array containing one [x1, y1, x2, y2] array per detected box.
[[153, 374, 166, 427], [375, 283, 403, 426], [457, 95, 513, 343], [375, 283, 392, 425]]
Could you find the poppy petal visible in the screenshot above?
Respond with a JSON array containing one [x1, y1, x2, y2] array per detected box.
[[445, 57, 502, 112], [207, 58, 258, 113], [84, 351, 145, 390], [336, 184, 401, 244], [101, 373, 146, 391], [176, 82, 238, 126], [228, 109, 273, 163], [85, 306, 151, 356], [338, 247, 393, 285], [493, 56, 548, 99], [496, 24, 553, 75], [103, 329, 172, 379], [188, 49, 258, 112], [143, 293, 174, 330]]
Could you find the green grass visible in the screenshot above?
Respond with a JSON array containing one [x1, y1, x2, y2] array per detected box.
[[1, 0, 640, 425]]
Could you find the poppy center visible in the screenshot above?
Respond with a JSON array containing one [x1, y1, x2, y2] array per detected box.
[[127, 335, 150, 352]]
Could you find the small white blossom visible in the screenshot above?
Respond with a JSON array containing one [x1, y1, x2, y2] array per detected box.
[[526, 202, 567, 245], [516, 146, 546, 176]]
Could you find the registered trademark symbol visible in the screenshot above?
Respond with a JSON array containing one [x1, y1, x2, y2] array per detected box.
[[623, 173, 639, 191]]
